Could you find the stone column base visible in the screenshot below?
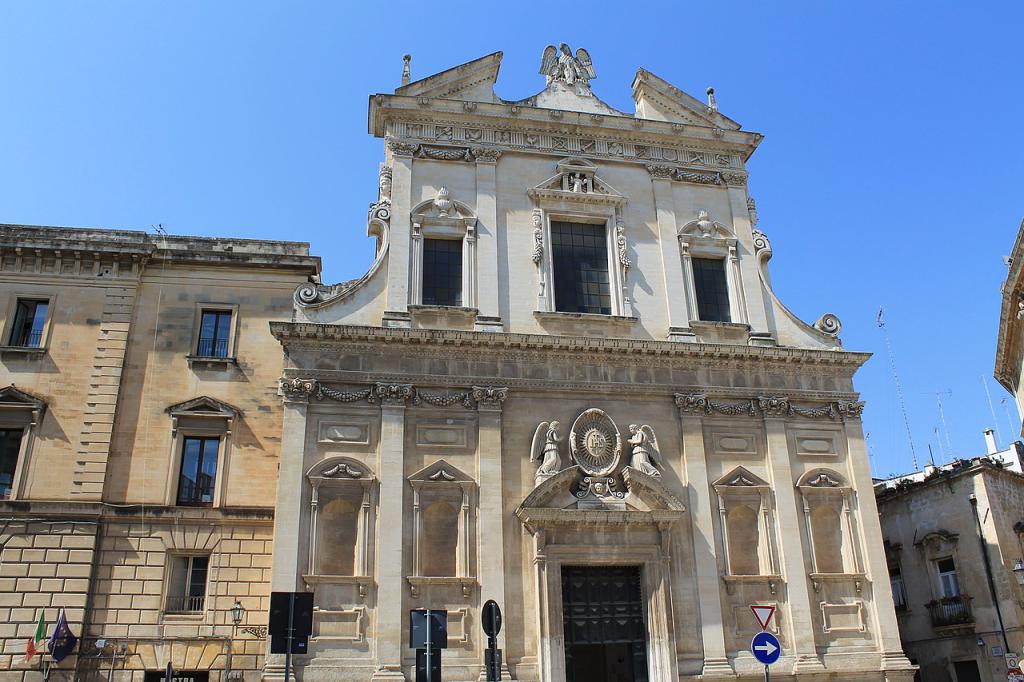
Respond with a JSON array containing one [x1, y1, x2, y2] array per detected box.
[[701, 657, 735, 678], [476, 662, 515, 681], [792, 654, 827, 673], [370, 665, 407, 681]]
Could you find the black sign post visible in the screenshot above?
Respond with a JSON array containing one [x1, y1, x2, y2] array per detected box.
[[410, 609, 447, 682], [269, 592, 314, 682], [482, 600, 502, 682]]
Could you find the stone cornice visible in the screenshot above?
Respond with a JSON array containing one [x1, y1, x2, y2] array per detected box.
[[270, 322, 870, 369], [994, 218, 1024, 391]]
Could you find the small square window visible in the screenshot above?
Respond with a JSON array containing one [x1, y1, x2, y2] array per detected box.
[[692, 257, 731, 322], [196, 310, 232, 358], [165, 555, 209, 613], [177, 436, 220, 506], [9, 299, 49, 348]]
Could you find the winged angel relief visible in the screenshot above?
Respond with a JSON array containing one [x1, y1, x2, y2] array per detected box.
[[627, 424, 662, 478], [539, 44, 596, 88], [530, 421, 563, 478], [529, 413, 663, 484]]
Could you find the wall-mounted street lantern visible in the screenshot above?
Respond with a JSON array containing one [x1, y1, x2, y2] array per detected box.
[[1013, 558, 1024, 587], [231, 601, 244, 626]]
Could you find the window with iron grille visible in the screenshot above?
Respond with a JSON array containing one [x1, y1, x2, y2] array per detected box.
[[9, 299, 48, 348], [692, 257, 731, 322], [177, 437, 219, 506], [165, 555, 209, 613], [0, 429, 22, 499], [422, 238, 462, 307], [196, 310, 232, 358], [551, 221, 611, 315]]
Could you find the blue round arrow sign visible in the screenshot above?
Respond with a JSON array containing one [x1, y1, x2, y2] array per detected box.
[[751, 631, 781, 665]]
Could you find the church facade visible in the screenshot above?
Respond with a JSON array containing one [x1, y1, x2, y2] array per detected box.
[[269, 46, 913, 681]]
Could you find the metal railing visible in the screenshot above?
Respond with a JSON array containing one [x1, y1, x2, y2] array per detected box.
[[176, 479, 215, 506], [165, 595, 205, 613], [195, 337, 229, 358], [11, 329, 43, 348], [927, 595, 973, 627]]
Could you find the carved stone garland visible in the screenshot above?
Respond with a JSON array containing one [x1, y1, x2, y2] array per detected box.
[[674, 393, 864, 420], [280, 379, 508, 411]]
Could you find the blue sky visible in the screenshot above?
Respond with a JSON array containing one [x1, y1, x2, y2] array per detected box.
[[2, 2, 1022, 477]]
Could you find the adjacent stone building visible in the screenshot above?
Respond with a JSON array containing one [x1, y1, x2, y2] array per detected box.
[[875, 436, 1024, 682], [996, 217, 1024, 434], [0, 225, 318, 681], [269, 46, 914, 681]]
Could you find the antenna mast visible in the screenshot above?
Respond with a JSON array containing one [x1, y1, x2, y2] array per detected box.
[[982, 376, 1003, 449], [877, 306, 919, 470]]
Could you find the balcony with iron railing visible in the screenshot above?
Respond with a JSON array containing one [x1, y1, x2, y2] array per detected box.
[[927, 595, 974, 628], [165, 595, 205, 614], [9, 329, 43, 348], [195, 337, 229, 358]]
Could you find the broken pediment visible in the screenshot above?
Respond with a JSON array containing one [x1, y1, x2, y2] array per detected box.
[[515, 464, 685, 533], [632, 68, 741, 129], [528, 158, 626, 208], [395, 52, 502, 103], [678, 209, 735, 242], [307, 456, 374, 481]]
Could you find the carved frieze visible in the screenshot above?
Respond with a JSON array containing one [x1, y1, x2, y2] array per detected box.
[[386, 138, 419, 157], [674, 392, 864, 421], [385, 120, 742, 168], [279, 378, 508, 410]]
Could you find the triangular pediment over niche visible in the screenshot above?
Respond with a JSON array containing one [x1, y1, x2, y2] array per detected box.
[[713, 466, 769, 488], [408, 459, 474, 485], [631, 68, 741, 129]]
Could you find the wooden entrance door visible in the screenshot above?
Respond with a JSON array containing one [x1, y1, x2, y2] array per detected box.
[[561, 565, 649, 682]]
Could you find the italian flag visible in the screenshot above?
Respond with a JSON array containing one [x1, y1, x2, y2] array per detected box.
[[25, 612, 45, 662]]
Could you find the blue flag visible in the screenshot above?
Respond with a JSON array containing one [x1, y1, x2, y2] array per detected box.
[[48, 609, 78, 663]]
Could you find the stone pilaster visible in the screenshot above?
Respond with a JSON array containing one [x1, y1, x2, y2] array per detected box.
[[472, 149, 503, 333], [763, 415, 825, 672], [676, 401, 732, 677], [372, 383, 413, 681], [383, 139, 415, 327], [723, 177, 772, 340], [473, 386, 513, 680], [844, 412, 916, 675], [648, 166, 695, 341]]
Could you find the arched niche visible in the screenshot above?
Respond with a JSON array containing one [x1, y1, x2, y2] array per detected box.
[[713, 466, 780, 593], [797, 468, 865, 591], [407, 459, 477, 597]]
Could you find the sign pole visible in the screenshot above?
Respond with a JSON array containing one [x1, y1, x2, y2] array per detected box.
[[425, 609, 433, 682], [765, 663, 769, 682], [284, 592, 294, 682]]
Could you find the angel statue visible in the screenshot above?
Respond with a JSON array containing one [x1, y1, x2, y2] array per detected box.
[[539, 44, 596, 88], [627, 424, 661, 477], [531, 420, 563, 478]]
